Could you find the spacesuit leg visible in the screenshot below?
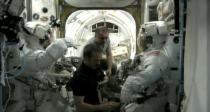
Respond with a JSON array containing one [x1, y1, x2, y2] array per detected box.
[[35, 90, 72, 112], [124, 96, 167, 112], [6, 80, 31, 112]]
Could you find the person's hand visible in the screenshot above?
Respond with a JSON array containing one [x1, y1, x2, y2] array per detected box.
[[100, 101, 120, 111], [106, 68, 112, 77], [98, 75, 109, 85]]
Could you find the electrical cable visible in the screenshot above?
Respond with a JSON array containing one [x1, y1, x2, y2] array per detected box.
[[5, 49, 26, 79], [3, 73, 11, 112], [0, 42, 21, 74], [0, 47, 26, 79], [1, 44, 19, 74], [1, 40, 6, 86], [177, 0, 185, 111]]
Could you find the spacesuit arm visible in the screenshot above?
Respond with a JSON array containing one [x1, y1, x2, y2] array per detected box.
[[164, 10, 174, 22], [164, 0, 174, 22], [121, 54, 168, 103], [133, 54, 168, 87], [45, 39, 67, 61], [25, 39, 67, 72]]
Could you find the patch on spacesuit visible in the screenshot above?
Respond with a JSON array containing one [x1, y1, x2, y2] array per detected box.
[[146, 51, 160, 57]]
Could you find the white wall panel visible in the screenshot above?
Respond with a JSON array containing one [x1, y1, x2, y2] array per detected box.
[[184, 0, 210, 112], [32, 0, 56, 23]]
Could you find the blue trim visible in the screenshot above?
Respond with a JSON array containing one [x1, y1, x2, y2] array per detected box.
[[0, 86, 3, 112], [177, 0, 185, 107]]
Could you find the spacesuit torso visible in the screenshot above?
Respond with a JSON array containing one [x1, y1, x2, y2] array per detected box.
[[6, 22, 74, 112], [120, 21, 176, 112], [121, 48, 170, 112]]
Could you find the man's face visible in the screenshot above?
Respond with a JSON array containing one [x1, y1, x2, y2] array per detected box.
[[42, 39, 51, 49], [84, 52, 102, 69], [95, 29, 109, 45], [42, 31, 53, 49]]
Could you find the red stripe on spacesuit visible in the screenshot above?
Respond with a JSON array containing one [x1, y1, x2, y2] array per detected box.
[[146, 51, 160, 58]]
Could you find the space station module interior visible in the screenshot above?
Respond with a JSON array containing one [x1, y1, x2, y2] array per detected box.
[[0, 0, 179, 112]]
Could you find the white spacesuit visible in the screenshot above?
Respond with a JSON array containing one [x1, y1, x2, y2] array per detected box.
[[120, 21, 178, 112], [6, 22, 76, 112]]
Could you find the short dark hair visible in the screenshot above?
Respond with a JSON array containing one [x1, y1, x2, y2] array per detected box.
[[95, 26, 108, 37], [83, 43, 103, 58]]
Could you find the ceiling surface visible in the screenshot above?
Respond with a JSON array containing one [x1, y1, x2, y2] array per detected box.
[[64, 0, 136, 7]]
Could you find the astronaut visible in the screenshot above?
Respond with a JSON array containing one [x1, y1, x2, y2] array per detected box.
[[6, 21, 76, 112], [120, 21, 177, 112]]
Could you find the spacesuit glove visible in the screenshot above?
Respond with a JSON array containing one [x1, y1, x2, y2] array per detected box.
[[63, 38, 78, 49]]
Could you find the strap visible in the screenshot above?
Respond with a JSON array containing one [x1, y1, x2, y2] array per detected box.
[[97, 84, 103, 104]]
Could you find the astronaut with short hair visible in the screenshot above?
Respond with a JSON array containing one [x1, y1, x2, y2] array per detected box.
[[120, 21, 178, 112]]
